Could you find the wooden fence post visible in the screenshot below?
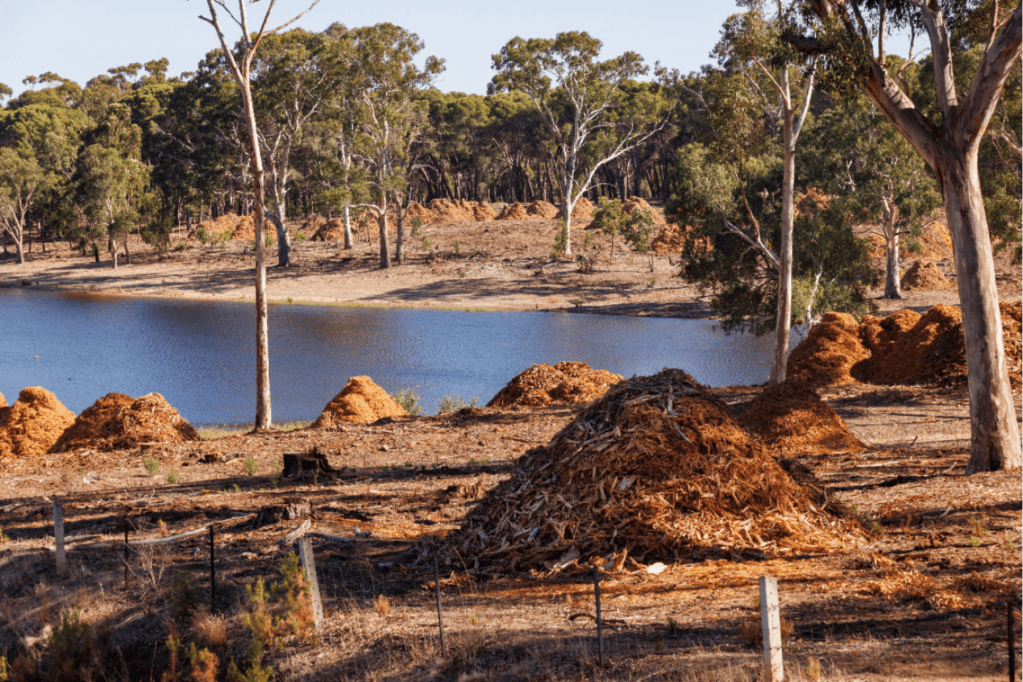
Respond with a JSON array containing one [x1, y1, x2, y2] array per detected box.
[[434, 557, 446, 655], [298, 537, 323, 627], [760, 576, 783, 682], [52, 502, 66, 577]]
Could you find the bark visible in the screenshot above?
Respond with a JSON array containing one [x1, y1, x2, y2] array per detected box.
[[882, 203, 902, 299], [342, 204, 353, 250], [269, 210, 292, 267], [15, 239, 23, 265], [769, 68, 796, 386], [394, 199, 405, 265], [939, 146, 1022, 472], [378, 197, 391, 269]]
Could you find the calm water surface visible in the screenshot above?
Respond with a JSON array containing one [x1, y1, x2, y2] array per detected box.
[[0, 289, 791, 425]]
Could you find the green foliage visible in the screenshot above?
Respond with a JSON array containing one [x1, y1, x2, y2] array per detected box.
[[392, 388, 422, 416], [194, 226, 211, 245], [166, 470, 180, 484], [240, 552, 317, 657], [173, 243, 187, 252], [436, 394, 480, 414], [43, 610, 101, 682], [168, 572, 202, 624], [243, 458, 259, 476], [143, 457, 160, 476], [293, 231, 307, 242], [551, 220, 569, 260]]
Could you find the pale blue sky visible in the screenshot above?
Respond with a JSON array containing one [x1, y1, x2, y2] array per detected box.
[[0, 0, 744, 97]]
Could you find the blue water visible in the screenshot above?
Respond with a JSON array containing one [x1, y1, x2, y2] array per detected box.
[[0, 289, 787, 425]]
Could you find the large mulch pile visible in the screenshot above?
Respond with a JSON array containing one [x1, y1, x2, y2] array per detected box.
[[557, 197, 595, 222], [917, 216, 954, 261], [432, 370, 861, 574], [50, 393, 199, 452], [310, 218, 345, 242], [406, 201, 433, 223], [0, 387, 76, 459], [426, 198, 476, 223], [789, 303, 1022, 390], [0, 391, 6, 408], [496, 202, 529, 220], [902, 260, 952, 290], [229, 215, 276, 242], [736, 380, 863, 454], [623, 197, 665, 224], [788, 312, 871, 387], [487, 362, 623, 409], [527, 201, 560, 219], [312, 376, 406, 428]]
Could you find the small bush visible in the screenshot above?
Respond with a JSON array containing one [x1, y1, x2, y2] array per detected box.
[[437, 394, 480, 414], [166, 470, 180, 484], [243, 458, 259, 476], [144, 457, 160, 476], [393, 388, 422, 416], [173, 243, 187, 252], [551, 220, 569, 260], [372, 594, 391, 617], [421, 236, 434, 250], [195, 227, 211, 245], [293, 231, 308, 242]]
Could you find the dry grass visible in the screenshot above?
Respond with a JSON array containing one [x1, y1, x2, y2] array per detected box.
[[191, 612, 229, 649]]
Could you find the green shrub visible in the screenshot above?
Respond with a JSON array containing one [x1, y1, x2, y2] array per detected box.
[[437, 394, 480, 414], [393, 388, 423, 416], [167, 470, 180, 484], [173, 243, 187, 252], [195, 227, 211, 245], [243, 458, 259, 476], [144, 457, 160, 476], [293, 232, 308, 242]]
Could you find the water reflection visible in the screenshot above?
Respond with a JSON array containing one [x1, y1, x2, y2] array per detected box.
[[0, 289, 787, 425]]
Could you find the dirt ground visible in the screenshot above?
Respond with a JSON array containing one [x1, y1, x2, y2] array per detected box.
[[0, 211, 1020, 681], [0, 383, 1019, 681], [2, 207, 1019, 317]]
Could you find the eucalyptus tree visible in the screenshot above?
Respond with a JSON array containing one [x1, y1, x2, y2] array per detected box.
[[74, 103, 149, 268], [196, 0, 319, 431], [251, 27, 339, 266], [716, 1, 820, 384], [804, 87, 941, 299], [347, 22, 444, 268], [795, 0, 1021, 471], [0, 149, 48, 263], [490, 31, 669, 256]]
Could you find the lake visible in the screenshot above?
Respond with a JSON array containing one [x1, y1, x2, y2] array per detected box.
[[0, 289, 792, 425]]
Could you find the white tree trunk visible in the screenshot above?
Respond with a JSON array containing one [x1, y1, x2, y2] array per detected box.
[[342, 204, 353, 250], [769, 69, 795, 386], [883, 206, 902, 299], [938, 147, 1022, 472]]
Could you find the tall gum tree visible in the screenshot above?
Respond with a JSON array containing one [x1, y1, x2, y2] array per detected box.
[[795, 0, 1021, 472], [489, 31, 669, 257], [196, 0, 319, 430], [719, 2, 820, 384]]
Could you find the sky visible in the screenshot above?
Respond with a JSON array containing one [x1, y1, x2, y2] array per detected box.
[[0, 0, 745, 98]]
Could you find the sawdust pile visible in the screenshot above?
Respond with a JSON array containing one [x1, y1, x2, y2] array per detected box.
[[623, 197, 665, 224], [487, 362, 623, 409], [230, 215, 276, 242], [51, 393, 199, 452], [650, 223, 710, 255], [427, 198, 476, 223], [557, 197, 595, 221], [736, 381, 863, 454], [407, 201, 433, 223], [788, 313, 870, 387], [436, 370, 860, 574], [313, 376, 406, 427], [0, 387, 76, 459], [0, 391, 6, 408], [472, 202, 497, 221], [788, 303, 1022, 390], [311, 218, 345, 242], [496, 202, 529, 220], [527, 201, 559, 219], [902, 260, 952, 290], [917, 215, 954, 261]]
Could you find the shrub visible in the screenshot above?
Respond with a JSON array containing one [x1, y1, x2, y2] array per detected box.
[[393, 388, 422, 416], [293, 231, 308, 242], [243, 458, 259, 476], [144, 457, 160, 476], [437, 394, 480, 414], [195, 227, 211, 245], [166, 470, 180, 484]]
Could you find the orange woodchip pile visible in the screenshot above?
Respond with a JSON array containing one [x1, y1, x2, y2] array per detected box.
[[737, 380, 863, 454], [0, 387, 76, 459], [902, 260, 952, 290], [487, 362, 623, 409], [789, 303, 1022, 390], [313, 376, 406, 427], [431, 370, 861, 575], [50, 393, 199, 452]]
